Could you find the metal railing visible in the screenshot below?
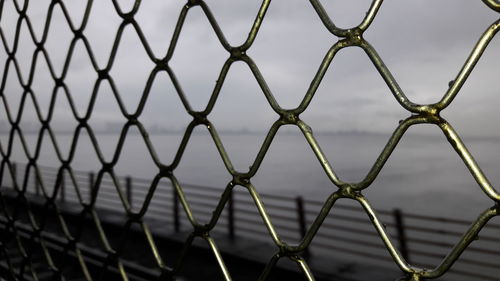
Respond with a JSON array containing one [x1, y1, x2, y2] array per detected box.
[[0, 0, 499, 280], [6, 162, 500, 280]]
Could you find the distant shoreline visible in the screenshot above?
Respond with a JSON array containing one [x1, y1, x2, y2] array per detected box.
[[2, 129, 500, 142]]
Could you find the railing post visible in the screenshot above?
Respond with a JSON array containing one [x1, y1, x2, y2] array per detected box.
[[60, 172, 65, 202], [34, 170, 40, 195], [228, 191, 235, 239], [89, 172, 95, 200], [393, 208, 410, 262], [296, 196, 310, 256], [12, 162, 17, 186], [126, 176, 132, 208], [173, 188, 180, 232]]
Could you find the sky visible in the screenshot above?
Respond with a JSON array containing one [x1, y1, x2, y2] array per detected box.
[[0, 0, 498, 138]]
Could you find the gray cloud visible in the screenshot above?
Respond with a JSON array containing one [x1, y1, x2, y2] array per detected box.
[[1, 0, 498, 137]]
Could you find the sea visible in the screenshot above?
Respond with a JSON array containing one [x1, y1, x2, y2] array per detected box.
[[2, 129, 500, 221]]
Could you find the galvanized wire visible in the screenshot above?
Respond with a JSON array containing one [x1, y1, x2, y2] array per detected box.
[[0, 0, 499, 280]]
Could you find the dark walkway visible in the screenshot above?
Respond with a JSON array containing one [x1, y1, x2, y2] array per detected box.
[[0, 189, 399, 281]]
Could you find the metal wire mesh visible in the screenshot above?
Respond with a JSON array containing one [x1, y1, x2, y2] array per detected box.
[[0, 0, 499, 280]]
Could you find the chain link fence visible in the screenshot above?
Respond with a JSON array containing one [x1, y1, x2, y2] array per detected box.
[[0, 0, 499, 280]]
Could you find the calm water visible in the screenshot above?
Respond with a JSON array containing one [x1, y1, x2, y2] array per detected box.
[[3, 130, 500, 220]]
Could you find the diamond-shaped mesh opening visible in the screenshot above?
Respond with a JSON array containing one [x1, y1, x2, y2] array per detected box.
[[302, 47, 409, 183], [30, 55, 55, 120], [252, 127, 332, 198], [205, 0, 263, 46], [249, 0, 331, 109], [25, 0, 51, 40], [2, 62, 23, 119], [69, 129, 101, 174], [86, 81, 123, 162], [63, 40, 96, 117], [7, 132, 28, 173], [13, 20, 35, 81], [176, 126, 232, 189], [210, 62, 276, 172], [18, 97, 40, 154], [1, 1, 500, 281], [0, 0, 20, 52], [133, 1, 184, 58], [308, 199, 397, 268], [137, 71, 190, 164], [364, 125, 491, 218], [44, 5, 73, 77], [442, 36, 500, 194], [169, 5, 228, 112], [109, 26, 155, 114], [83, 0, 122, 68], [365, 0, 498, 106]]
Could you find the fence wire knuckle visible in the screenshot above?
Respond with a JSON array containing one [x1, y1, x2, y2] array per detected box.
[[0, 0, 499, 280]]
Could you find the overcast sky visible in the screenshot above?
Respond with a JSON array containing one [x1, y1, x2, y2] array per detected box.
[[0, 0, 498, 137]]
